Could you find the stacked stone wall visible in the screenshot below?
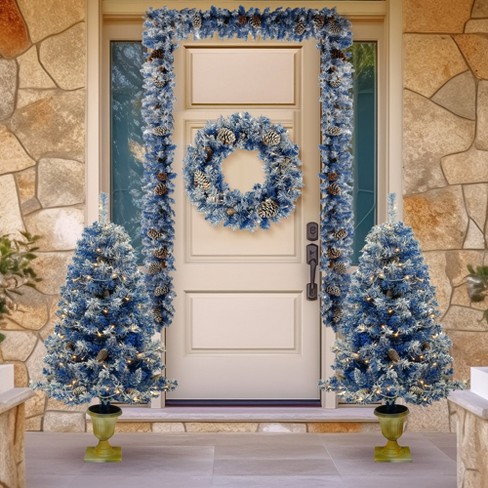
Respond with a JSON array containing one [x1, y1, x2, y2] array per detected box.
[[0, 0, 86, 432], [0, 403, 27, 488], [403, 0, 488, 430], [1, 0, 487, 433]]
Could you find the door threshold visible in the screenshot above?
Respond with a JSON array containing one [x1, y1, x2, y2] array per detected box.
[[116, 405, 378, 423], [165, 399, 322, 407]]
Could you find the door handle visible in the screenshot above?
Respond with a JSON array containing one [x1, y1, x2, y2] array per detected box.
[[306, 243, 319, 300]]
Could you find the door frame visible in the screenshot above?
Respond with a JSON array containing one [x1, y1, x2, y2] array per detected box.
[[88, 0, 402, 409]]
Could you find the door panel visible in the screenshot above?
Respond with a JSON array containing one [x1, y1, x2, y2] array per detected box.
[[167, 38, 321, 401], [187, 292, 300, 351], [187, 47, 299, 105]]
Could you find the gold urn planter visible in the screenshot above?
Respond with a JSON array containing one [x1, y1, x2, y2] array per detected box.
[[374, 404, 411, 462], [85, 404, 122, 463]]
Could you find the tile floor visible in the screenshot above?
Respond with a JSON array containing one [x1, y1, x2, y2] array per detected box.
[[25, 431, 457, 488]]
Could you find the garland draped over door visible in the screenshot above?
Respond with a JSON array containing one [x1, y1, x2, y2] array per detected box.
[[141, 6, 353, 332]]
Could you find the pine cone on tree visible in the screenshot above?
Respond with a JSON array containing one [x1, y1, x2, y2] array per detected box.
[[327, 247, 342, 259], [153, 126, 169, 136], [154, 183, 168, 196], [313, 15, 325, 29], [262, 130, 281, 146], [333, 308, 343, 323], [326, 19, 343, 36], [149, 49, 164, 60], [249, 14, 261, 28], [326, 285, 341, 297], [387, 348, 400, 363], [153, 309, 163, 323], [327, 183, 341, 195], [194, 170, 211, 190], [153, 77, 166, 88], [329, 77, 342, 88], [295, 20, 306, 36], [333, 229, 348, 240], [204, 146, 214, 162], [332, 262, 348, 274], [147, 228, 163, 240], [192, 12, 202, 29], [257, 199, 279, 219], [147, 262, 161, 275], [96, 349, 109, 362], [153, 248, 169, 259], [326, 126, 343, 137], [155, 285, 170, 297], [217, 127, 236, 145]]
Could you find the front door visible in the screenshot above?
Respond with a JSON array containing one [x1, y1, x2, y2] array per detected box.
[[166, 37, 322, 402]]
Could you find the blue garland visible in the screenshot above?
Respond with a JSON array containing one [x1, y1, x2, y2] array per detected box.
[[184, 112, 303, 231], [141, 6, 353, 330]]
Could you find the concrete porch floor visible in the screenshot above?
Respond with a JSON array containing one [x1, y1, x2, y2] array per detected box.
[[25, 431, 456, 488]]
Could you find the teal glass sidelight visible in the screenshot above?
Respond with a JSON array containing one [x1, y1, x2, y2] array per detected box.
[[110, 41, 145, 261], [351, 42, 377, 264], [110, 41, 377, 262]]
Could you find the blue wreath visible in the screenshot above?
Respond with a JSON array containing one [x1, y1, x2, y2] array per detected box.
[[183, 113, 303, 231]]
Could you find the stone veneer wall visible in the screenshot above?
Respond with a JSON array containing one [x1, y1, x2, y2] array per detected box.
[[2, 0, 487, 433], [0, 402, 28, 488], [0, 0, 86, 432], [403, 0, 488, 430], [448, 392, 488, 487]]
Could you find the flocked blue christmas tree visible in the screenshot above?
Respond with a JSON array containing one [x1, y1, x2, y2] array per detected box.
[[323, 195, 462, 410], [36, 194, 176, 412]]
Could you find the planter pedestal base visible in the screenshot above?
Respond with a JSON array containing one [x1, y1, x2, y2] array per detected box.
[[374, 444, 411, 462], [85, 444, 121, 463]]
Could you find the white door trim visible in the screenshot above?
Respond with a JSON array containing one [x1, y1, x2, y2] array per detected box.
[[88, 0, 402, 409]]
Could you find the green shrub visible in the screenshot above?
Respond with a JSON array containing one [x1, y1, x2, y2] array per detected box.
[[0, 231, 41, 342]]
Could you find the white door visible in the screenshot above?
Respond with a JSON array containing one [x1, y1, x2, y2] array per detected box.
[[167, 37, 321, 402]]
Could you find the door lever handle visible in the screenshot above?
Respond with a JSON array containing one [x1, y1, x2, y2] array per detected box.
[[306, 243, 319, 301]]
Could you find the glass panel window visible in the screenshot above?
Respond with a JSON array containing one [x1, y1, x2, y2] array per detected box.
[[351, 42, 377, 264], [110, 41, 145, 260]]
